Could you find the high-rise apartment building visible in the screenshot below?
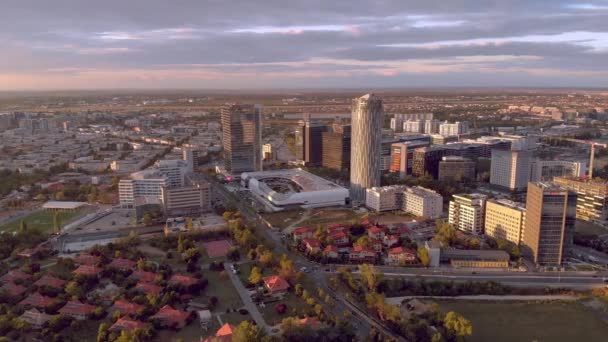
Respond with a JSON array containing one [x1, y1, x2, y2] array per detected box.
[[403, 120, 424, 133], [221, 104, 262, 174], [424, 119, 440, 134], [402, 186, 443, 219], [553, 176, 608, 221], [390, 117, 403, 132], [484, 199, 526, 245], [350, 94, 384, 204], [365, 185, 408, 212], [439, 121, 469, 137], [322, 124, 351, 170], [449, 193, 487, 234], [490, 149, 532, 191], [522, 182, 576, 265], [394, 113, 433, 121]]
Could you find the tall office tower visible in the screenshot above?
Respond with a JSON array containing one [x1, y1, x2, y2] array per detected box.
[[522, 182, 577, 265], [448, 193, 487, 235], [221, 104, 263, 174], [304, 120, 327, 166], [490, 149, 532, 191], [553, 176, 608, 221], [485, 199, 526, 245], [294, 121, 305, 161], [350, 94, 384, 204], [390, 141, 429, 178], [424, 119, 440, 134], [322, 124, 351, 170]]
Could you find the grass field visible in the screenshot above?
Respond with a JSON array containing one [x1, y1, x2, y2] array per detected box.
[[298, 208, 362, 227], [0, 209, 85, 234], [436, 300, 608, 342], [261, 210, 306, 229]]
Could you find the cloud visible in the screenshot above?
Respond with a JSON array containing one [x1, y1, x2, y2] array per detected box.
[[0, 0, 607, 89]]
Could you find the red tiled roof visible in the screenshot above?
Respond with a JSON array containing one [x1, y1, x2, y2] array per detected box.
[[351, 246, 375, 254], [388, 247, 416, 255], [19, 293, 56, 309], [330, 231, 348, 239], [58, 301, 96, 317], [169, 274, 198, 287], [135, 282, 163, 295], [263, 275, 290, 292], [73, 265, 102, 276], [216, 323, 235, 337], [0, 282, 27, 296], [150, 305, 190, 324], [0, 269, 32, 284], [298, 317, 321, 329], [324, 245, 339, 253], [34, 274, 66, 289], [302, 238, 321, 248], [110, 317, 147, 332], [111, 300, 144, 315], [130, 270, 157, 283], [368, 226, 384, 234], [293, 227, 313, 235], [74, 254, 100, 266], [108, 258, 137, 270]]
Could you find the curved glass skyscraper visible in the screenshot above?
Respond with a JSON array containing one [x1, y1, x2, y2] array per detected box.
[[350, 94, 383, 204]]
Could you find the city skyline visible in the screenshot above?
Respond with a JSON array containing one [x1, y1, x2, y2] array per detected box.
[[1, 1, 608, 90]]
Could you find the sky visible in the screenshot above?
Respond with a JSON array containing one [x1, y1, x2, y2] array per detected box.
[[1, 0, 608, 90]]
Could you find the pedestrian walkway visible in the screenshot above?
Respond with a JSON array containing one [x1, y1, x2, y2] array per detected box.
[[224, 262, 270, 333]]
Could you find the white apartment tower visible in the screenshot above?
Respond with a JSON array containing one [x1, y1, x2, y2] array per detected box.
[[490, 149, 532, 191], [350, 94, 384, 205], [449, 193, 487, 234]]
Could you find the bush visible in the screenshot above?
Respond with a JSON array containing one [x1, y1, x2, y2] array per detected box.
[[275, 303, 287, 315]]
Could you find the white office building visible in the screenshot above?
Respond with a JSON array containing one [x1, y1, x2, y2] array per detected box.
[[119, 169, 169, 205], [449, 193, 487, 234], [155, 159, 192, 188], [530, 160, 585, 182], [402, 186, 443, 219], [403, 120, 424, 133], [490, 149, 532, 191]]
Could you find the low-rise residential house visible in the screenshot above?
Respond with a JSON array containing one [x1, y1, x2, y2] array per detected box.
[[297, 317, 322, 329], [130, 270, 157, 283], [263, 275, 290, 296], [387, 247, 417, 265], [169, 274, 198, 288], [19, 308, 53, 329], [108, 258, 137, 271], [74, 253, 101, 266], [150, 305, 192, 329], [0, 282, 27, 296], [293, 227, 314, 242], [370, 238, 383, 252], [0, 283, 27, 297], [327, 224, 349, 235], [323, 245, 339, 259], [58, 301, 96, 320], [203, 323, 235, 342], [34, 274, 66, 289], [329, 231, 349, 246], [19, 293, 57, 310], [110, 300, 144, 316], [0, 269, 32, 284], [302, 238, 321, 254], [349, 246, 376, 263], [73, 265, 103, 278], [383, 234, 399, 247], [135, 282, 163, 296], [110, 317, 148, 332], [367, 226, 385, 240]]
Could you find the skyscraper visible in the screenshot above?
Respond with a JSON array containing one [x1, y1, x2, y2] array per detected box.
[[522, 182, 576, 265], [350, 94, 383, 204], [304, 120, 327, 166], [221, 104, 262, 174], [490, 149, 532, 191], [322, 123, 351, 170]]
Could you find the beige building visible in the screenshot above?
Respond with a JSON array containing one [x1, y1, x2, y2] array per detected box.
[[365, 185, 407, 212], [449, 193, 487, 235], [484, 199, 526, 245], [553, 176, 608, 221], [402, 186, 443, 219]]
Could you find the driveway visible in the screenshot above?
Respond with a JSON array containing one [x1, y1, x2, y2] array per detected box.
[[224, 262, 271, 333]]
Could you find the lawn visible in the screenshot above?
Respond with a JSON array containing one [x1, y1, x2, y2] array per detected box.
[[298, 208, 363, 227], [0, 209, 85, 234], [204, 268, 244, 312], [435, 300, 608, 342], [261, 209, 306, 229], [258, 292, 308, 326]]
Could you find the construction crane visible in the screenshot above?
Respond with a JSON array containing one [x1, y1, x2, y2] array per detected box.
[[550, 137, 608, 179]]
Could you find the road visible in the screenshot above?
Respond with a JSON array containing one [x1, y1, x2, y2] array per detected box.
[[224, 262, 271, 333]]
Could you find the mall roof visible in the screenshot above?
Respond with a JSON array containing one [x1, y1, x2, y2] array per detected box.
[[42, 201, 87, 210]]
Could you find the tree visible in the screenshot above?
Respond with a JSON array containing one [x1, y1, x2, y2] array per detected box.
[[434, 220, 457, 246], [142, 213, 153, 226], [354, 236, 372, 248], [177, 234, 186, 253], [18, 220, 27, 234], [232, 321, 265, 342], [279, 254, 296, 281], [182, 247, 200, 264], [65, 281, 84, 299], [227, 247, 240, 261], [248, 266, 263, 285], [185, 217, 193, 231], [259, 250, 274, 267], [417, 246, 431, 267], [359, 264, 382, 291], [443, 311, 473, 341]]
